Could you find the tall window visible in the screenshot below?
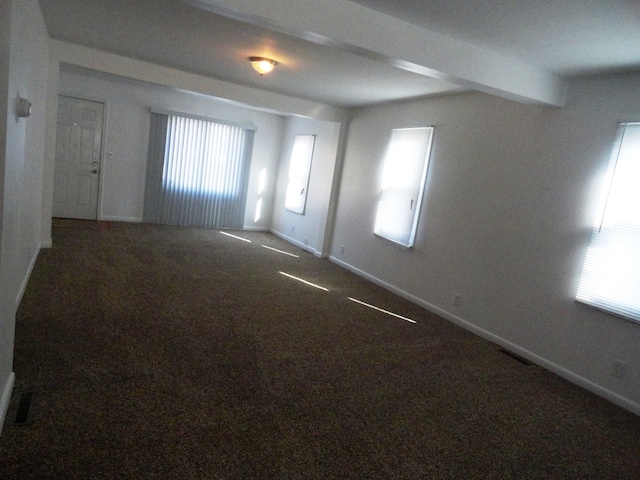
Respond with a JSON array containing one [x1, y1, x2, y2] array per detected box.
[[285, 135, 315, 214], [374, 127, 434, 247], [576, 122, 640, 322], [144, 111, 255, 229]]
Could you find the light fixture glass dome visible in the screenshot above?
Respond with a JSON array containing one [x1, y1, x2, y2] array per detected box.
[[249, 57, 277, 75]]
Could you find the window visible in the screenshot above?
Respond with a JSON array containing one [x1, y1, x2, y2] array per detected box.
[[144, 111, 255, 229], [285, 135, 315, 214], [254, 168, 267, 223], [374, 127, 434, 247], [576, 122, 640, 322]]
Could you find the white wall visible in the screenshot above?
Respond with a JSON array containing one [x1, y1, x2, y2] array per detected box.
[[0, 0, 49, 433], [271, 116, 342, 256], [40, 41, 347, 242], [330, 77, 640, 414], [57, 67, 285, 229]]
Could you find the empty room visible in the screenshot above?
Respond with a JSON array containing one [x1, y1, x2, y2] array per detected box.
[[1, 0, 640, 478]]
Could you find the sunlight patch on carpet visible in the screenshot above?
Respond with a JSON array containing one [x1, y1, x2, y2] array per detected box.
[[220, 231, 252, 243], [279, 271, 328, 291], [262, 245, 299, 258], [349, 297, 416, 323]]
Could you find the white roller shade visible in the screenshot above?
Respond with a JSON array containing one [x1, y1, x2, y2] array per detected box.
[[576, 123, 640, 322], [374, 127, 434, 247], [285, 135, 315, 214]]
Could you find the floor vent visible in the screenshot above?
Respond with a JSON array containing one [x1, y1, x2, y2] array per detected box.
[[499, 348, 533, 366], [15, 392, 35, 425]]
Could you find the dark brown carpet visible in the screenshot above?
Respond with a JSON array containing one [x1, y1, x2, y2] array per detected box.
[[1, 219, 639, 479]]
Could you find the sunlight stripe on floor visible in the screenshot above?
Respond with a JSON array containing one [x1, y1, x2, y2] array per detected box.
[[279, 271, 329, 291], [220, 231, 252, 243], [262, 245, 299, 257], [348, 297, 416, 323]]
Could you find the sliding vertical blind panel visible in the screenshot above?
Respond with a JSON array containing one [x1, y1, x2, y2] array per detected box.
[[143, 113, 168, 221], [144, 112, 254, 229], [576, 122, 640, 322], [374, 127, 434, 247]]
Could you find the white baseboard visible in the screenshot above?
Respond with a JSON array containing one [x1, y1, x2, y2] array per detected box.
[[0, 372, 16, 436], [329, 255, 640, 417], [41, 238, 52, 248], [97, 216, 141, 223], [241, 226, 269, 232], [270, 229, 320, 257], [15, 245, 41, 307]]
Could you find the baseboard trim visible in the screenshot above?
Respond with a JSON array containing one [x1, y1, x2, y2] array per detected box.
[[241, 226, 270, 232], [15, 245, 41, 307], [270, 229, 320, 257], [0, 372, 16, 436], [329, 255, 640, 417], [97, 216, 141, 223]]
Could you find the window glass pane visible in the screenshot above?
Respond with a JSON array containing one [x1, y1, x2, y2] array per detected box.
[[285, 135, 315, 214], [374, 127, 434, 247], [576, 123, 640, 322]]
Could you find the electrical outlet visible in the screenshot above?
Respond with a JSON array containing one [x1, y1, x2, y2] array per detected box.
[[304, 238, 308, 245], [612, 360, 626, 379], [453, 294, 462, 307], [340, 245, 345, 255], [291, 226, 295, 233]]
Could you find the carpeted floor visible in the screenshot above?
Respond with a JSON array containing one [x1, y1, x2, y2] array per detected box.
[[1, 219, 639, 479]]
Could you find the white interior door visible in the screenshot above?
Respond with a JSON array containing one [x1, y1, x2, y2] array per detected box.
[[53, 95, 104, 220]]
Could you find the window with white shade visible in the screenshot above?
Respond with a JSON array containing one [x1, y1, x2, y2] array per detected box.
[[576, 122, 640, 322], [374, 127, 434, 247], [285, 135, 315, 214]]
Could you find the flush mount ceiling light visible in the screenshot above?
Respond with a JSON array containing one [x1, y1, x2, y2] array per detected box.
[[249, 56, 277, 75]]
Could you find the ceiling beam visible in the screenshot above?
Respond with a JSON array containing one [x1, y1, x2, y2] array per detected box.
[[187, 0, 568, 107], [51, 41, 347, 121]]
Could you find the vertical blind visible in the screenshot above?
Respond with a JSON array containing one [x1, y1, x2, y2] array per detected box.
[[144, 112, 254, 229], [374, 127, 434, 247], [576, 122, 640, 322]]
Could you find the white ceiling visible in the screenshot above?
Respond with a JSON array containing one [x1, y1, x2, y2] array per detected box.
[[38, 0, 640, 108], [352, 0, 640, 75]]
